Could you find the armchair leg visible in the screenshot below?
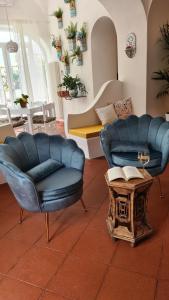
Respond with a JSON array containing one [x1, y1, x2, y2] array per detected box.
[[157, 176, 165, 198], [45, 213, 50, 242], [80, 198, 88, 212], [19, 208, 24, 224]]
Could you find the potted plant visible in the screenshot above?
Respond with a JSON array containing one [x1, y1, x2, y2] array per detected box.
[[152, 22, 169, 120], [77, 23, 87, 51], [65, 22, 77, 51], [51, 35, 62, 60], [53, 8, 63, 29], [61, 51, 70, 74], [14, 94, 29, 108], [64, 0, 69, 2], [71, 46, 83, 66], [58, 74, 87, 99]]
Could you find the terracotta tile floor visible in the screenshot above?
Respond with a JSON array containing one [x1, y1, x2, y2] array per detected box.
[[0, 124, 169, 299]]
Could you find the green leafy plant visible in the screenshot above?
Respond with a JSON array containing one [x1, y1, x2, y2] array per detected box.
[[70, 46, 82, 62], [152, 22, 169, 98], [65, 22, 77, 39], [76, 23, 87, 41], [14, 94, 29, 105], [58, 74, 87, 95], [53, 8, 63, 19]]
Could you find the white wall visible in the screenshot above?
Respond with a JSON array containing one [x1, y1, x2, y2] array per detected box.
[[91, 16, 118, 97], [48, 0, 113, 118], [98, 0, 147, 116]]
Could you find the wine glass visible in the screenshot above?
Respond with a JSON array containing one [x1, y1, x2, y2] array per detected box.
[[138, 152, 150, 170]]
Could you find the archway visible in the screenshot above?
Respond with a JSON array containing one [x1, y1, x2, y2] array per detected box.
[[91, 16, 118, 97]]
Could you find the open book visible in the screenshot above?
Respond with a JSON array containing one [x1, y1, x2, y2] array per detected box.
[[107, 166, 144, 182]]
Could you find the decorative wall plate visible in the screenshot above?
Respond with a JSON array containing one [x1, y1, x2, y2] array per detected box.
[[125, 32, 136, 58]]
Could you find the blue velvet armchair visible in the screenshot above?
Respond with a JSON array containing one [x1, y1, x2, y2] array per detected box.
[[100, 115, 169, 194], [0, 132, 86, 241]]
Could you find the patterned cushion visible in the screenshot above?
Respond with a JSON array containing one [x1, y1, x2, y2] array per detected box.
[[113, 97, 133, 119]]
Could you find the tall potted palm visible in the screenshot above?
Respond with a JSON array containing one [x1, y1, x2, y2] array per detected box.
[[152, 22, 169, 120]]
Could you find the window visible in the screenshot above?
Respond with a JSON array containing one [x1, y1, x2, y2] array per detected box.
[[0, 27, 49, 105]]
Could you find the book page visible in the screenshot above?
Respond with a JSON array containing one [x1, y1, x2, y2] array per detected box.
[[123, 166, 144, 181], [107, 167, 126, 182]]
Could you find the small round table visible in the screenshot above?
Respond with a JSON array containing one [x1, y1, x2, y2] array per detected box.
[[105, 169, 153, 247]]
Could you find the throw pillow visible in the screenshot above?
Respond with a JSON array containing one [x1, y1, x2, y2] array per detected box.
[[113, 97, 133, 119], [95, 104, 116, 125]]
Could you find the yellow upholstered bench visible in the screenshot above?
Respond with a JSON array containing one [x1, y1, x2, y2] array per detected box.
[[68, 124, 104, 159], [69, 125, 103, 139]]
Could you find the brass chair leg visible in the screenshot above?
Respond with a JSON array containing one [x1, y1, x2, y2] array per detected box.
[[157, 176, 165, 198], [19, 208, 24, 224], [80, 198, 88, 212], [45, 212, 50, 242]]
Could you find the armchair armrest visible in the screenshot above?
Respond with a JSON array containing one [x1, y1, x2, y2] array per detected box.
[[161, 131, 169, 172], [61, 139, 85, 172], [0, 161, 41, 212], [100, 129, 113, 167]]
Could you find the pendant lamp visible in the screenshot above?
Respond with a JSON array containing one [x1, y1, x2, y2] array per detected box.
[[5, 3, 18, 53]]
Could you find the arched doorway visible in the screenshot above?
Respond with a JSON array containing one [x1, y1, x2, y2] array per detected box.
[[91, 16, 118, 97]]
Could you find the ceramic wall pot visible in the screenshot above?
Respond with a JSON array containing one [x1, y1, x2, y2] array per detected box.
[[76, 55, 83, 66], [70, 7, 76, 17], [64, 65, 70, 75], [79, 38, 87, 52], [68, 38, 76, 51], [58, 19, 63, 29], [69, 89, 78, 98]]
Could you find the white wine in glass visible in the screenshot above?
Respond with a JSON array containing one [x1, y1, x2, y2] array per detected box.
[[138, 152, 150, 169]]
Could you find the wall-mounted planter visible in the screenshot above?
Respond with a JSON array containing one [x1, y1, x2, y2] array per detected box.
[[125, 32, 136, 58], [68, 38, 76, 51], [64, 65, 70, 75], [64, 0, 69, 3], [79, 38, 87, 52], [76, 55, 83, 66], [70, 0, 76, 17], [58, 18, 63, 29]]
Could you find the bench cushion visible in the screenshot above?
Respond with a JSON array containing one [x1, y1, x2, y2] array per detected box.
[[27, 159, 63, 183], [69, 125, 103, 138]]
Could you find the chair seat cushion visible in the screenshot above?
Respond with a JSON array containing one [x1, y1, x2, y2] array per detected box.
[[32, 115, 56, 124], [111, 150, 162, 168], [27, 159, 63, 183], [36, 167, 83, 201], [111, 141, 150, 153]]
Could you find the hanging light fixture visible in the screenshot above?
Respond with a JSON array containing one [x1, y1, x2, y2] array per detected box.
[[4, 2, 18, 53]]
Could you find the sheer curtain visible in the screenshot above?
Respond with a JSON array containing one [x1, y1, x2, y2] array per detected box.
[[13, 21, 49, 103]]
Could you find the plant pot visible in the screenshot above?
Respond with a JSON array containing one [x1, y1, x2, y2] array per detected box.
[[69, 89, 78, 98], [64, 64, 70, 75], [20, 101, 27, 108], [58, 18, 63, 29], [70, 7, 76, 17], [165, 113, 169, 121], [64, 0, 69, 3], [79, 38, 87, 52], [56, 49, 62, 60], [57, 90, 69, 98], [68, 38, 76, 51], [125, 47, 136, 58], [76, 55, 83, 66]]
